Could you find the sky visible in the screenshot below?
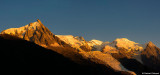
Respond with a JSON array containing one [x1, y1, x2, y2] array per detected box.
[[0, 0, 160, 47]]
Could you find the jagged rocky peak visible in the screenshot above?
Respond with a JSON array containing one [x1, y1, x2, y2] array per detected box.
[[37, 19, 42, 24], [0, 19, 65, 47], [147, 41, 155, 47], [29, 19, 41, 27], [142, 41, 160, 57], [141, 41, 160, 71], [1, 19, 41, 36]]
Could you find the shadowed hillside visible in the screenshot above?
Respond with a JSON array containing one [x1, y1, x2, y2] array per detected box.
[[0, 34, 129, 75]]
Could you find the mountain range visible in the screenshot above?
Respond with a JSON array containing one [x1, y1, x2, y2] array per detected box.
[[1, 19, 160, 75]]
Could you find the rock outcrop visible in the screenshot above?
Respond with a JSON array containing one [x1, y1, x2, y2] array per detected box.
[[141, 41, 160, 71]]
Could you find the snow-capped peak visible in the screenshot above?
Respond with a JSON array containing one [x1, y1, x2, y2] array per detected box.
[[112, 38, 143, 51], [56, 35, 91, 51], [56, 35, 87, 46], [27, 21, 40, 30], [113, 38, 138, 44], [87, 39, 103, 46], [1, 19, 41, 38]]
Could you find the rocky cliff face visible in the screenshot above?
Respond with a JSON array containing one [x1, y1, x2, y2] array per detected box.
[[141, 41, 160, 71], [141, 41, 160, 58]]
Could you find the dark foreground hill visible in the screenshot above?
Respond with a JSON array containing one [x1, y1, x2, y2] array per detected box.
[[0, 34, 131, 75]]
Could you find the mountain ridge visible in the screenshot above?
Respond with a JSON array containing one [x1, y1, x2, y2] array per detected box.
[[1, 19, 160, 75], [1, 19, 70, 48], [0, 20, 154, 52]]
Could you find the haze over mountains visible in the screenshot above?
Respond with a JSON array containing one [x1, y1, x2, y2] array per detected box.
[[1, 19, 160, 75]]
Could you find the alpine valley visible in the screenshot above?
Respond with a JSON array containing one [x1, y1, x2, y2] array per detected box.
[[1, 19, 160, 75]]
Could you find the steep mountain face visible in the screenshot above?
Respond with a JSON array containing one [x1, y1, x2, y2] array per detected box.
[[1, 19, 86, 63], [1, 19, 68, 48], [141, 41, 160, 71], [56, 35, 91, 51], [141, 41, 160, 58]]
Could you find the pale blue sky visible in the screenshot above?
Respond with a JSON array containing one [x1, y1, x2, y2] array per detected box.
[[0, 0, 160, 47]]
